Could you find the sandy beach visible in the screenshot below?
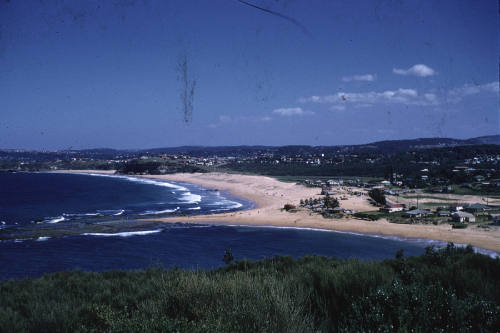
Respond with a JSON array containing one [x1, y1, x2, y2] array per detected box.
[[58, 170, 500, 252]]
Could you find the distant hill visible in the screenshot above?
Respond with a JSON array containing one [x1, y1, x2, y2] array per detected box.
[[333, 135, 500, 154], [1, 135, 498, 158], [137, 135, 500, 156], [464, 135, 500, 145]]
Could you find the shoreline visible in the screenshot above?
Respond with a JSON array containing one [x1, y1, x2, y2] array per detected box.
[[54, 170, 500, 252]]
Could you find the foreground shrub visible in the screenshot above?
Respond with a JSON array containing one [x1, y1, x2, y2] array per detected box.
[[0, 246, 498, 332]]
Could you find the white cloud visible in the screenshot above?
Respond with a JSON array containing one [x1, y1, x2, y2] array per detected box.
[[447, 81, 499, 103], [342, 74, 376, 82], [219, 115, 231, 122], [299, 88, 430, 107], [209, 114, 273, 128], [272, 107, 314, 116], [299, 81, 498, 110], [393, 64, 435, 77], [330, 105, 346, 111]]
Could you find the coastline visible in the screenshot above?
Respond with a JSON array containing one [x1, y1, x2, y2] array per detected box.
[[55, 170, 500, 252]]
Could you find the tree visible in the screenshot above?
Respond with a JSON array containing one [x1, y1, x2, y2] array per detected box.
[[368, 189, 386, 206], [323, 193, 339, 209]]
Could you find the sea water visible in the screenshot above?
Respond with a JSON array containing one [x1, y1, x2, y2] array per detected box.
[[0, 172, 247, 226]]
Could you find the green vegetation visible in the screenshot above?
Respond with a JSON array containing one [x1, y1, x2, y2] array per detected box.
[[368, 188, 386, 206], [0, 245, 498, 332], [271, 175, 382, 184], [354, 210, 390, 221], [323, 193, 339, 209], [449, 185, 500, 197], [118, 159, 206, 175], [401, 194, 456, 201]]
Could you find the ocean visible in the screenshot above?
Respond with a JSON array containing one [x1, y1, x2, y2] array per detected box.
[[0, 172, 496, 279], [0, 172, 249, 226]]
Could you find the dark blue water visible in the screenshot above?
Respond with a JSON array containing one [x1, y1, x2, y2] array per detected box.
[[0, 224, 435, 279], [0, 172, 249, 226]]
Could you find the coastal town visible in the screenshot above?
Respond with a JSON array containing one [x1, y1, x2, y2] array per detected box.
[[294, 177, 500, 228]]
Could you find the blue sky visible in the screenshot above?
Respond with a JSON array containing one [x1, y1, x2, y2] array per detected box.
[[0, 0, 498, 149]]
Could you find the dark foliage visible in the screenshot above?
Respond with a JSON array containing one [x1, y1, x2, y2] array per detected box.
[[369, 188, 386, 205], [323, 193, 339, 209], [117, 159, 206, 175]]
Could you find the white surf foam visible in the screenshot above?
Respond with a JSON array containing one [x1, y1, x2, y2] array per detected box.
[[79, 173, 188, 191], [47, 216, 65, 224], [36, 236, 51, 242], [227, 201, 243, 209], [208, 198, 243, 209], [209, 208, 231, 212], [188, 206, 201, 210], [64, 212, 100, 217], [113, 209, 125, 216], [180, 192, 202, 203], [139, 207, 180, 216], [83, 229, 163, 237]]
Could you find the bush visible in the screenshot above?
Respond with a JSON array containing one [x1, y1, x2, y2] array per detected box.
[[368, 189, 386, 206], [354, 212, 381, 221], [0, 246, 498, 332]]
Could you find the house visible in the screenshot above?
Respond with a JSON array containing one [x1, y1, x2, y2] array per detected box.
[[474, 175, 485, 182], [449, 204, 464, 212], [379, 202, 404, 213], [452, 211, 476, 223], [404, 209, 432, 218], [437, 210, 453, 217], [464, 203, 489, 213], [327, 179, 341, 186], [321, 187, 336, 195]]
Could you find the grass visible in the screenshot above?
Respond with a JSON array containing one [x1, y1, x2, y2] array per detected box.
[[450, 185, 500, 198], [271, 175, 383, 184], [401, 194, 457, 201], [353, 210, 407, 221], [0, 246, 499, 332], [419, 202, 454, 207]]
